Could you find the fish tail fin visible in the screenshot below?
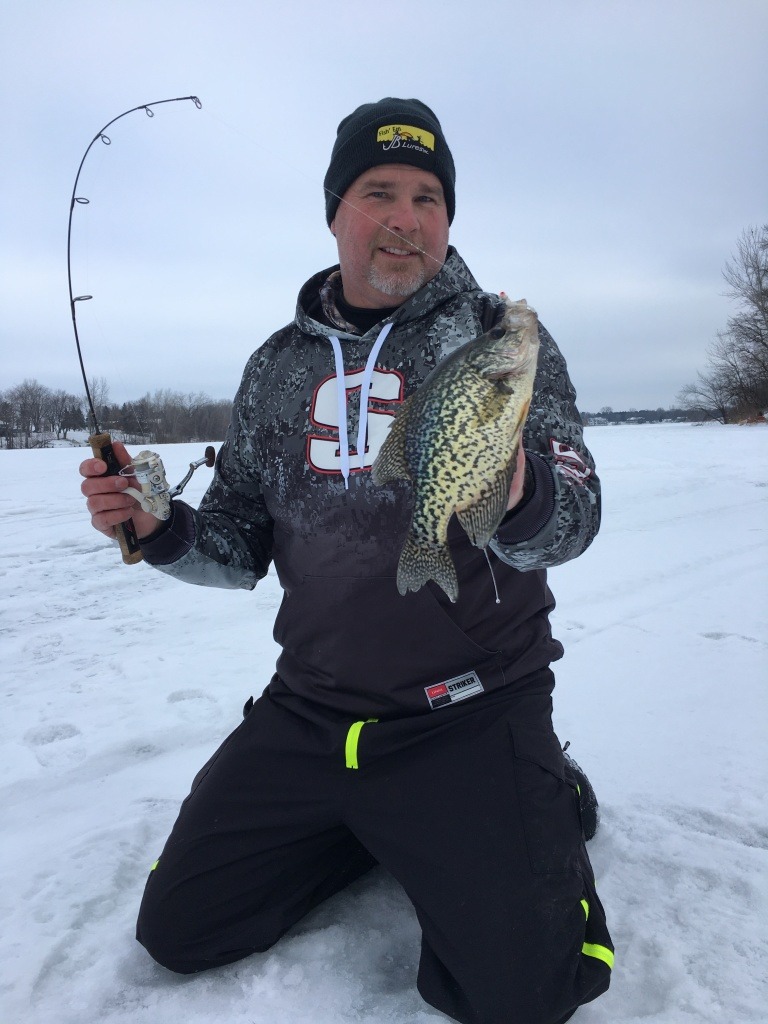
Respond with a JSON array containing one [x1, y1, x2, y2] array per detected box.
[[397, 533, 459, 603]]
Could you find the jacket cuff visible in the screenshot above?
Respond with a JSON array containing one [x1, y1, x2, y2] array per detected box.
[[139, 500, 196, 565], [494, 452, 555, 545]]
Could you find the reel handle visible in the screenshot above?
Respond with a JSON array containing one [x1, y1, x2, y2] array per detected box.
[[89, 431, 144, 565]]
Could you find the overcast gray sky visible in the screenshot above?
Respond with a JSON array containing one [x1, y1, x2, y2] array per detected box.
[[1, 0, 765, 412]]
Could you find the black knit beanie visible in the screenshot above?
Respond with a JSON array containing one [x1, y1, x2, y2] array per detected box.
[[324, 98, 456, 226]]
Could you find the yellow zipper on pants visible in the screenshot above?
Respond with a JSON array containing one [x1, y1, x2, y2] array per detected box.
[[345, 719, 378, 769]]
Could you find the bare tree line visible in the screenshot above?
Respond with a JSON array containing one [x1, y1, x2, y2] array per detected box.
[[678, 224, 768, 423], [5, 229, 765, 450], [0, 379, 233, 449]]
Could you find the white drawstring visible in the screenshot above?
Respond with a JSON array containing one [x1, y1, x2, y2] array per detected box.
[[328, 322, 394, 488], [356, 322, 393, 470], [328, 335, 351, 487]]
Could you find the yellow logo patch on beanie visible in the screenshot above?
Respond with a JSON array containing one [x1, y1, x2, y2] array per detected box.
[[376, 124, 435, 153]]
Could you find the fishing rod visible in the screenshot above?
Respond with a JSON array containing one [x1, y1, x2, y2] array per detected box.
[[68, 94, 215, 565]]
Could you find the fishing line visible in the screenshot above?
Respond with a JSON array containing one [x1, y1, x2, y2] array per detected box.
[[483, 548, 501, 605], [72, 98, 435, 435], [198, 105, 447, 271]]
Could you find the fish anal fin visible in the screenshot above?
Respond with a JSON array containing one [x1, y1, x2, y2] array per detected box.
[[455, 459, 516, 549]]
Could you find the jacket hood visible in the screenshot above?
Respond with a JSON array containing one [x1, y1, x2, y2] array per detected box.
[[295, 246, 482, 341]]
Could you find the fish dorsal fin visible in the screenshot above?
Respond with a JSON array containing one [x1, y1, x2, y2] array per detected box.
[[455, 456, 517, 549], [370, 394, 416, 486]]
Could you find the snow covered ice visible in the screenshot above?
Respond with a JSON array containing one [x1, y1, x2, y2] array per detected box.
[[1, 423, 767, 1024]]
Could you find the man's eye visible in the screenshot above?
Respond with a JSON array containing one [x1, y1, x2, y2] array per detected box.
[[415, 195, 436, 203]]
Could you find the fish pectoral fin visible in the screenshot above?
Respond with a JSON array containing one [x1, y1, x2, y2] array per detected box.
[[371, 397, 413, 486], [397, 532, 460, 603], [455, 464, 514, 549]]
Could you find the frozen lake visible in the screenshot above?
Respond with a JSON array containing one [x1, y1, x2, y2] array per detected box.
[[1, 422, 766, 1023]]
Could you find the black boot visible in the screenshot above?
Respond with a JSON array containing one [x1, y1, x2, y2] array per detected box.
[[562, 745, 600, 842]]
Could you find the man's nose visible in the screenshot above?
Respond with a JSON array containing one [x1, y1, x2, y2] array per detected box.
[[383, 199, 420, 235]]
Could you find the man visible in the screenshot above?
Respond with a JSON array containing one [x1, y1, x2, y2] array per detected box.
[[80, 98, 612, 1024]]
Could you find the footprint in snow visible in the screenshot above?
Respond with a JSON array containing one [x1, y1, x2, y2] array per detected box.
[[166, 688, 221, 723], [23, 633, 64, 663], [700, 630, 763, 645], [24, 723, 86, 769]]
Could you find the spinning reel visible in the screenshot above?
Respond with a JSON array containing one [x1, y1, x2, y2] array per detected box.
[[118, 446, 217, 521]]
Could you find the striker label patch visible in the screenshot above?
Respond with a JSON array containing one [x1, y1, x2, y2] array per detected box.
[[425, 671, 484, 710]]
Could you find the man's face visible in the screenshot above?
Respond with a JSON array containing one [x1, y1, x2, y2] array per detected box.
[[330, 164, 450, 308]]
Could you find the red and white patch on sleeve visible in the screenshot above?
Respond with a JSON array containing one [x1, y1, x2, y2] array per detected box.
[[550, 440, 592, 483]]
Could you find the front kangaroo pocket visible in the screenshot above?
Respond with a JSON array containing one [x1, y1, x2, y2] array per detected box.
[[274, 575, 501, 695]]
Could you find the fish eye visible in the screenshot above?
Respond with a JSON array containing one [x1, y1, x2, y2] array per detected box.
[[489, 327, 505, 340]]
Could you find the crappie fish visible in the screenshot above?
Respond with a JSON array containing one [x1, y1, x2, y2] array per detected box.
[[372, 295, 540, 603]]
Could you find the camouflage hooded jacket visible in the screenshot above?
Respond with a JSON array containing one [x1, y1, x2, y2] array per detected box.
[[142, 248, 600, 717]]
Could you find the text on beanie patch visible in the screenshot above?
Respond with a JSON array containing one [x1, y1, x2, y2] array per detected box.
[[376, 124, 435, 154]]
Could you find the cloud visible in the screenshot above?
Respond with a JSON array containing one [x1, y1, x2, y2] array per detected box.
[[1, 0, 766, 410]]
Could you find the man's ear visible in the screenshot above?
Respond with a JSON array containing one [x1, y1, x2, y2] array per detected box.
[[329, 218, 336, 237]]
